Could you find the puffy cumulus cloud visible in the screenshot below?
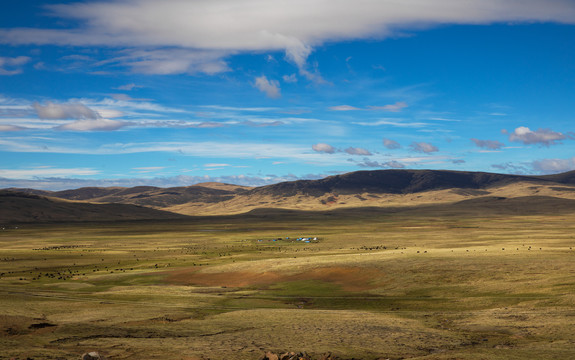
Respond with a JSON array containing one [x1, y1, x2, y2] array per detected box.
[[0, 56, 30, 75], [471, 138, 505, 150], [344, 147, 372, 156], [532, 157, 575, 174], [33, 102, 99, 120], [505, 126, 568, 146], [254, 75, 281, 98], [409, 141, 438, 153], [2, 1, 574, 76], [55, 118, 130, 131], [383, 138, 401, 149], [368, 101, 408, 112], [312, 143, 336, 154]]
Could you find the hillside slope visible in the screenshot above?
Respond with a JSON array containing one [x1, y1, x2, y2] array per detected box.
[[0, 191, 188, 224], [6, 170, 575, 217]]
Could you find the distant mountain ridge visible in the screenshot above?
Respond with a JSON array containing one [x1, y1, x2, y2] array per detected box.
[[4, 169, 575, 219], [249, 169, 553, 197]]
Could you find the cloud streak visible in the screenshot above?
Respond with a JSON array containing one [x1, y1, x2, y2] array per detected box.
[[0, 56, 30, 75], [1, 1, 573, 76]]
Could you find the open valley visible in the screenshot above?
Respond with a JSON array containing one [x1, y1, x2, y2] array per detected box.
[[2, 198, 575, 359]]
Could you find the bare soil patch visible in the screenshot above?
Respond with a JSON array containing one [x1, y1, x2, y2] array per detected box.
[[164, 266, 385, 291]]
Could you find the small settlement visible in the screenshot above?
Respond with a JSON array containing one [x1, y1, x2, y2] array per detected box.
[[257, 236, 319, 243]]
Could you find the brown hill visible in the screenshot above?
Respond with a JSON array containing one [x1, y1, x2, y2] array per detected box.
[[247, 169, 547, 197], [6, 170, 575, 217], [0, 191, 188, 224]]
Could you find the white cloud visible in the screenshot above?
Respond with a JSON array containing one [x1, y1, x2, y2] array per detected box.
[[132, 166, 166, 172], [116, 83, 143, 91], [0, 56, 30, 75], [283, 74, 298, 83], [33, 102, 99, 120], [357, 159, 405, 169], [344, 147, 372, 156], [506, 126, 567, 146], [0, 173, 331, 191], [354, 119, 428, 127], [383, 138, 401, 149], [0, 167, 99, 179], [410, 141, 438, 153], [471, 138, 505, 150], [532, 157, 575, 174], [115, 49, 231, 75], [312, 143, 336, 154], [55, 118, 130, 131], [368, 101, 408, 112], [2, 1, 573, 77], [329, 105, 361, 111], [254, 75, 281, 98], [0, 125, 26, 132]]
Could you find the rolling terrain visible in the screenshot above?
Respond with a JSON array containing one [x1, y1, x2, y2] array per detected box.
[[4, 169, 575, 221], [2, 170, 575, 359]]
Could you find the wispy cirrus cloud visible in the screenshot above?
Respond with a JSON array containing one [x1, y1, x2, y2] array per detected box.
[[55, 118, 130, 131], [33, 102, 99, 120], [368, 101, 408, 112], [329, 102, 408, 112], [0, 56, 30, 75], [0, 125, 27, 132], [329, 105, 360, 111], [0, 166, 99, 179], [353, 119, 428, 127], [33, 101, 131, 131]]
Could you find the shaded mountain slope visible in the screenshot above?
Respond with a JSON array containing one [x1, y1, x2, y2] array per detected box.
[[6, 170, 575, 217], [248, 170, 547, 197], [0, 191, 188, 224], [9, 183, 251, 209]]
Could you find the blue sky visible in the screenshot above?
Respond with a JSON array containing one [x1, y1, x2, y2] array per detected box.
[[1, 0, 575, 190]]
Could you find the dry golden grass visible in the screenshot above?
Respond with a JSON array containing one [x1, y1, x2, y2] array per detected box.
[[1, 208, 575, 359], [163, 181, 575, 215]]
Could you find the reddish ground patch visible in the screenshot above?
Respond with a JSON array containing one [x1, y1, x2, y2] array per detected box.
[[164, 266, 385, 291]]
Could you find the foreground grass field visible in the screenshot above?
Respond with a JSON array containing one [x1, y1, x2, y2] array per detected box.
[[1, 208, 575, 359]]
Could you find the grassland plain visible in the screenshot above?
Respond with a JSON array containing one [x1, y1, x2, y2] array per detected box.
[[1, 209, 575, 359]]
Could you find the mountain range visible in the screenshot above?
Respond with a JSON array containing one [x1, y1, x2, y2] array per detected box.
[[3, 169, 575, 223]]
